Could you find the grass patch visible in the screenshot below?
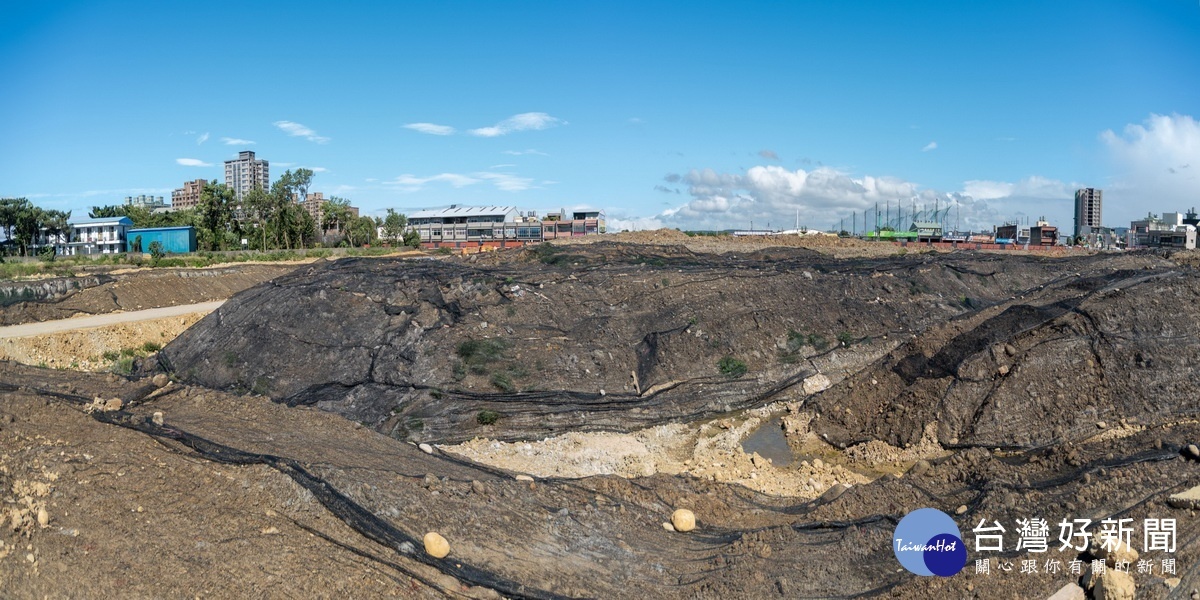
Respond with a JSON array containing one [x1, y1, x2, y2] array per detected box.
[[476, 410, 501, 426], [141, 341, 162, 353], [717, 356, 748, 378], [490, 371, 515, 392], [112, 356, 135, 376]]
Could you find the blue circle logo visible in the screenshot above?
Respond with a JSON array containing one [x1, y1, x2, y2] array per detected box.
[[893, 508, 967, 577]]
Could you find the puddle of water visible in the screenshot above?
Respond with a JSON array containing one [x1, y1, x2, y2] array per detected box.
[[741, 416, 801, 467]]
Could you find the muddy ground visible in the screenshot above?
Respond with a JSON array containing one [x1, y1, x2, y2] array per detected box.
[[2, 237, 1200, 598]]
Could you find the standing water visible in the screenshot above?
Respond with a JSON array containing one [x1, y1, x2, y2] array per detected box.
[[740, 416, 795, 467]]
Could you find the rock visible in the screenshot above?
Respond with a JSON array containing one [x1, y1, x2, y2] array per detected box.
[[908, 460, 930, 477], [1046, 582, 1086, 600], [1168, 484, 1200, 509], [802, 271, 813, 280], [423, 532, 450, 558], [151, 373, 169, 388], [261, 526, 280, 535], [819, 483, 850, 502], [515, 474, 534, 482], [802, 374, 832, 395], [151, 412, 164, 426], [36, 507, 49, 527], [1004, 344, 1017, 357], [997, 365, 1009, 376], [662, 522, 675, 532], [671, 509, 695, 532], [1090, 531, 1139, 566], [1082, 567, 1135, 600], [1096, 421, 1107, 429], [398, 541, 415, 554], [418, 443, 434, 455], [1164, 577, 1180, 588], [955, 504, 968, 515], [1185, 444, 1200, 460], [104, 398, 123, 412]]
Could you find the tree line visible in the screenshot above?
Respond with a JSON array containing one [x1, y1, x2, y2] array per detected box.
[[2, 168, 420, 255]]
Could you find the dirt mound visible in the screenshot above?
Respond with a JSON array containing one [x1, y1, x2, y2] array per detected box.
[[0, 264, 297, 326], [808, 260, 1198, 451], [159, 245, 1129, 444]]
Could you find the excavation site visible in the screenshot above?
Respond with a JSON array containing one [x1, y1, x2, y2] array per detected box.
[[2, 235, 1198, 599]]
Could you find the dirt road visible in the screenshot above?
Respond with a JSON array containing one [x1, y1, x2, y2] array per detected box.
[[0, 300, 225, 339]]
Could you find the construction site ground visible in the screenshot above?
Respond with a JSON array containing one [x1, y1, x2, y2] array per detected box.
[[1, 233, 1199, 598]]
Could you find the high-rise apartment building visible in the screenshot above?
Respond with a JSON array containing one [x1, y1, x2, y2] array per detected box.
[[170, 178, 208, 210], [224, 150, 270, 200], [1074, 188, 1103, 238]]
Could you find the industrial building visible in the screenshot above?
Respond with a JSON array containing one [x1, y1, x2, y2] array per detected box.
[[127, 226, 198, 254], [408, 205, 605, 249]]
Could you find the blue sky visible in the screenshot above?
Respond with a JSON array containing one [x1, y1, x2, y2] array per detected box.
[[2, 1, 1198, 232]]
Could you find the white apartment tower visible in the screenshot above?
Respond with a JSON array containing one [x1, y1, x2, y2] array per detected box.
[[224, 150, 270, 200], [1074, 188, 1102, 239]]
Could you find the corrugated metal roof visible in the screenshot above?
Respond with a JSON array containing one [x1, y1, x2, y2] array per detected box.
[[69, 216, 134, 226], [129, 226, 194, 232], [409, 206, 517, 219]]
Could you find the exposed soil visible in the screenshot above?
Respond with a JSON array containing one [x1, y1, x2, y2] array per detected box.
[[0, 311, 208, 371], [4, 238, 1200, 598], [0, 264, 297, 326]]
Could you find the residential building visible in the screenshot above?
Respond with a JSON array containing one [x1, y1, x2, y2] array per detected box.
[[301, 191, 326, 226], [224, 151, 270, 200], [1029, 219, 1059, 246], [48, 217, 133, 256], [1129, 213, 1174, 248], [1147, 227, 1197, 250], [1074, 188, 1103, 239], [125, 195, 168, 211], [171, 179, 207, 210], [127, 226, 197, 254]]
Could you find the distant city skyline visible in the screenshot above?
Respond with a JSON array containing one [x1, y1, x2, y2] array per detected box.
[[1, 1, 1197, 232]]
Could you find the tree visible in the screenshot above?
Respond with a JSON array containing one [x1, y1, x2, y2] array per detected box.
[[197, 180, 236, 251], [382, 209, 408, 244], [346, 215, 378, 247], [290, 168, 313, 203], [132, 235, 143, 253], [321, 197, 352, 234], [148, 240, 165, 265], [88, 205, 129, 219], [243, 187, 273, 250], [0, 197, 31, 248], [402, 229, 421, 248]]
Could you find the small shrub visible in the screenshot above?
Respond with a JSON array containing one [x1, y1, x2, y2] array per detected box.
[[120, 347, 137, 357], [477, 410, 501, 426], [407, 418, 424, 431], [491, 371, 514, 392], [113, 357, 135, 375], [718, 356, 748, 378], [102, 350, 120, 362], [223, 351, 238, 368], [141, 341, 163, 353], [430, 388, 445, 400], [837, 331, 854, 347]]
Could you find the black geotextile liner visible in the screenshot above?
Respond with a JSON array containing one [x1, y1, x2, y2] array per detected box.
[[6, 372, 1199, 599]]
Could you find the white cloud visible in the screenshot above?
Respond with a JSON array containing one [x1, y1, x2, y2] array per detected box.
[[650, 164, 1080, 232], [383, 170, 534, 193], [221, 137, 256, 145], [922, 141, 938, 152], [273, 120, 330, 143], [489, 163, 517, 169], [176, 158, 212, 167], [196, 132, 209, 145], [469, 112, 565, 137], [304, 166, 328, 173], [403, 122, 456, 135], [502, 149, 548, 156], [1101, 113, 1200, 220]]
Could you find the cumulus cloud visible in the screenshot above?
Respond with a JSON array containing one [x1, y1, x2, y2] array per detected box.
[[1101, 113, 1200, 220], [176, 158, 211, 167], [922, 141, 938, 152], [273, 120, 330, 143], [758, 149, 780, 161], [403, 122, 456, 135], [648, 164, 1078, 233], [469, 112, 565, 137], [221, 137, 255, 146]]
